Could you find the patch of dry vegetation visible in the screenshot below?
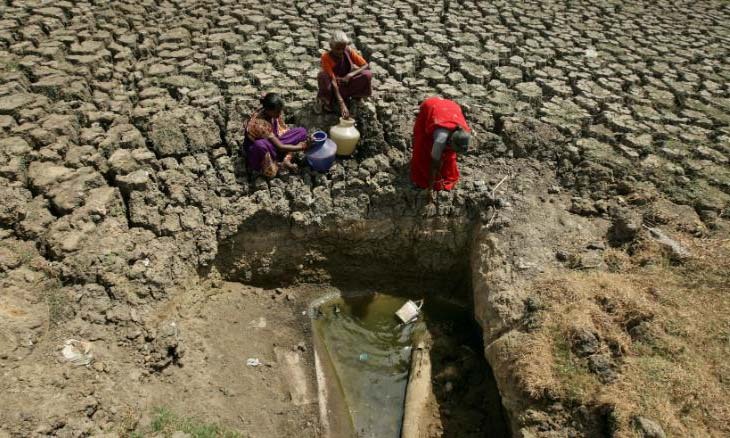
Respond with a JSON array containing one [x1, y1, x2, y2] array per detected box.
[[513, 235, 730, 437], [131, 407, 242, 438]]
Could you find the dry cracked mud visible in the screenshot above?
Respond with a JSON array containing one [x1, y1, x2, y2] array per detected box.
[[0, 0, 729, 437]]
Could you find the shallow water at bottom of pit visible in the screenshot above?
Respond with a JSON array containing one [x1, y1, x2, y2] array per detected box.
[[313, 291, 509, 438], [314, 294, 414, 437]]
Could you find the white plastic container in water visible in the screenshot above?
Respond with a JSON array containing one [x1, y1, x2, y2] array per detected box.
[[395, 300, 424, 324]]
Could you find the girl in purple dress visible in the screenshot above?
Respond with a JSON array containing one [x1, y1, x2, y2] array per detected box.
[[244, 93, 308, 177]]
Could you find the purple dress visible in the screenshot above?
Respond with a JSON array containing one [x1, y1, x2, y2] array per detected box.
[[244, 113, 307, 172]]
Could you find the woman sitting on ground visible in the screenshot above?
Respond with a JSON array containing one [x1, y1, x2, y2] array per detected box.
[[244, 93, 308, 177], [317, 30, 372, 119]]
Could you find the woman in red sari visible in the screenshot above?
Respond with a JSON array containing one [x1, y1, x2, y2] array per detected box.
[[316, 30, 372, 119], [410, 97, 471, 195]]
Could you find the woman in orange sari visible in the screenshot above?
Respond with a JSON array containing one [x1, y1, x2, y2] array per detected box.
[[410, 97, 471, 196], [316, 30, 372, 119]]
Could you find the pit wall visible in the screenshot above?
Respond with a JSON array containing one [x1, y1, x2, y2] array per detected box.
[[214, 213, 475, 292], [471, 228, 530, 436], [468, 183, 617, 437]]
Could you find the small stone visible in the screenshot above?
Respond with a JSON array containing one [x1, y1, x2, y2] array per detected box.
[[594, 199, 609, 213], [588, 354, 617, 383], [628, 320, 653, 342], [115, 170, 151, 193], [571, 328, 600, 357], [570, 197, 598, 216], [634, 416, 666, 438], [609, 206, 642, 243]]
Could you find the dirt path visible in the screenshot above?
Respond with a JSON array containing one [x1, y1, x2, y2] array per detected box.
[[133, 282, 322, 437], [0, 281, 323, 437]]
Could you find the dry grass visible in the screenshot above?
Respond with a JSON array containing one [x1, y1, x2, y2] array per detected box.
[[513, 235, 730, 437], [132, 407, 242, 438]]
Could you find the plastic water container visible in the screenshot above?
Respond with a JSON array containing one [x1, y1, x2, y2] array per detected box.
[[312, 131, 327, 147], [330, 117, 360, 156], [306, 138, 337, 173], [395, 300, 423, 324]]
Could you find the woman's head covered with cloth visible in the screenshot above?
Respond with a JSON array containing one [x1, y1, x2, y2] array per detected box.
[[448, 127, 471, 153]]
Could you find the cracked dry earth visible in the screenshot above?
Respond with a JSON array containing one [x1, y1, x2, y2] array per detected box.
[[0, 0, 729, 437]]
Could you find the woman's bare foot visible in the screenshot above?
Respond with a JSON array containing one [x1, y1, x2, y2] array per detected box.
[[282, 154, 299, 172], [262, 152, 278, 178]]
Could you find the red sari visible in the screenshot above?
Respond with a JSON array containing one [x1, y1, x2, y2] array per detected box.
[[410, 97, 471, 191]]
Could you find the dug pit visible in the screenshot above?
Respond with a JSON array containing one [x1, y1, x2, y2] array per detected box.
[[214, 208, 510, 437]]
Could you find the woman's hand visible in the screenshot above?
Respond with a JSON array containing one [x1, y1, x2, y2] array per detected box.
[[332, 81, 350, 118], [296, 141, 308, 152], [340, 102, 350, 119], [426, 189, 435, 204]]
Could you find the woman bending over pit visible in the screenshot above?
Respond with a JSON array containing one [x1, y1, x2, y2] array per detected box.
[[244, 93, 308, 177]]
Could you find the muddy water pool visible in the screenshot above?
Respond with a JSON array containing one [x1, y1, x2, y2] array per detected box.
[[313, 291, 509, 437], [313, 293, 416, 437]]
